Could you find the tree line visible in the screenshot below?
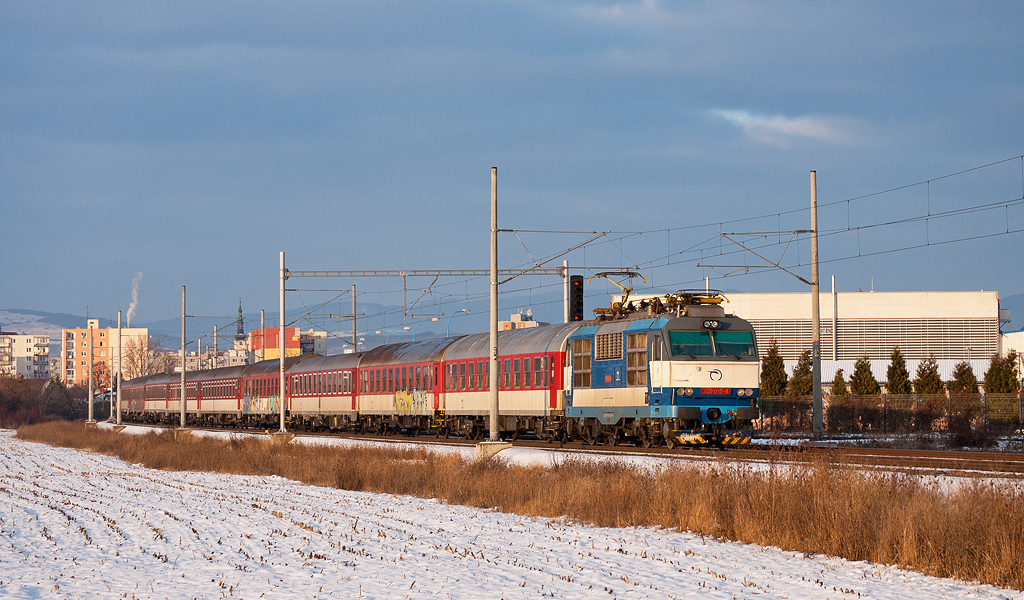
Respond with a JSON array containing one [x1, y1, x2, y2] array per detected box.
[[760, 341, 1021, 397], [0, 378, 94, 427]]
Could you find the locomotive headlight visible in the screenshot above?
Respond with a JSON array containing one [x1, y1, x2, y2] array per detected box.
[[737, 389, 746, 397], [743, 388, 754, 397], [676, 387, 694, 397]]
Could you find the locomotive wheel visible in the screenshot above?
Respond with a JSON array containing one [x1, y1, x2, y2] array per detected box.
[[581, 421, 601, 446], [665, 435, 677, 449], [639, 429, 654, 448]]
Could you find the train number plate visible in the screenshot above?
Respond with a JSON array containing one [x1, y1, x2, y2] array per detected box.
[[700, 388, 731, 395]]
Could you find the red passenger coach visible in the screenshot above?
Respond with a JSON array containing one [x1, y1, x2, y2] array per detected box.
[[439, 323, 577, 440], [287, 353, 361, 431], [355, 338, 451, 435]]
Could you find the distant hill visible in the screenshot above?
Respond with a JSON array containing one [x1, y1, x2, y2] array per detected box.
[[0, 309, 113, 334]]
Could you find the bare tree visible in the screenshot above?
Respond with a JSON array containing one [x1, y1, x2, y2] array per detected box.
[[121, 335, 178, 379]]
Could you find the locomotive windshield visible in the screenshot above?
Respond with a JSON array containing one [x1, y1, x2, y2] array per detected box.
[[668, 330, 756, 359], [668, 331, 712, 357], [712, 330, 756, 358]]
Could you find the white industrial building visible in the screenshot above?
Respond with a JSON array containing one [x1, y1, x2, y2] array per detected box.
[[725, 290, 1011, 384]]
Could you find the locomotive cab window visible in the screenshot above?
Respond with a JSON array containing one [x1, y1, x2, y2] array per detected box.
[[713, 330, 756, 358], [669, 331, 713, 358]]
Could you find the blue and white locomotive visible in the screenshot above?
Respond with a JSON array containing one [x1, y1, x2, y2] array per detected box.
[[565, 290, 759, 447]]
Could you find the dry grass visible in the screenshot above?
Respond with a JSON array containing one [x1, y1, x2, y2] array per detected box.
[[16, 421, 1024, 590]]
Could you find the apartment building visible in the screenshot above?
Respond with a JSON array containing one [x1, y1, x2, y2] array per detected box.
[[61, 319, 149, 388], [0, 331, 51, 379]]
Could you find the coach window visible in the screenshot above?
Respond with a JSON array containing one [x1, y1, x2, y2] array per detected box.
[[457, 362, 465, 390], [534, 357, 543, 387], [523, 358, 531, 389], [467, 361, 475, 390]]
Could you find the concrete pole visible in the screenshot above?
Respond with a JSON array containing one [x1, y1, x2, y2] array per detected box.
[[260, 310, 265, 362], [213, 325, 218, 369], [180, 286, 186, 429], [87, 320, 94, 423], [279, 251, 287, 433], [811, 171, 823, 438], [563, 260, 569, 324], [352, 285, 357, 352], [116, 310, 122, 425], [832, 274, 838, 361], [489, 167, 500, 442]]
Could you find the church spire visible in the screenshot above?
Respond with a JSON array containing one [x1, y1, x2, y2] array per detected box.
[[236, 302, 245, 341]]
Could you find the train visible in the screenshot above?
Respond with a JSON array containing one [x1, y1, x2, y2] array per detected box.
[[121, 290, 760, 447]]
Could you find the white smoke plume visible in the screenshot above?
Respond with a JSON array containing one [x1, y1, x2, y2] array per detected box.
[[127, 272, 143, 327]]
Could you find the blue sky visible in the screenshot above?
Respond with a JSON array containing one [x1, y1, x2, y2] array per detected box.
[[2, 1, 1022, 336]]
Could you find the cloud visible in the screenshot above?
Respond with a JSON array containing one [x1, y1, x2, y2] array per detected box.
[[710, 109, 859, 148]]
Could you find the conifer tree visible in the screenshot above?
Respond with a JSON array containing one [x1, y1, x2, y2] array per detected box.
[[787, 349, 813, 396], [830, 368, 848, 396], [913, 355, 945, 394], [983, 350, 1021, 393], [885, 346, 911, 394], [946, 361, 978, 393], [760, 339, 788, 396], [850, 355, 880, 395]]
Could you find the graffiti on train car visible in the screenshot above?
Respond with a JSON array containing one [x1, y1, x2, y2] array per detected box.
[[394, 390, 431, 416], [242, 395, 279, 414]]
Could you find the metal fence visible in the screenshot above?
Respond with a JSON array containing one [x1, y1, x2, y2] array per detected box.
[[758, 392, 1024, 437]]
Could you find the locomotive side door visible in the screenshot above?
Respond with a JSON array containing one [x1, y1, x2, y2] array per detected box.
[[649, 333, 664, 397]]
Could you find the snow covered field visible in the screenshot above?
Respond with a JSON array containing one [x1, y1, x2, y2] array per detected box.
[[1, 430, 1020, 600]]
